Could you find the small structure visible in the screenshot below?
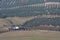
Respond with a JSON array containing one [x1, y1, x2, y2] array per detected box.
[[9, 26, 31, 31], [9, 26, 20, 31]]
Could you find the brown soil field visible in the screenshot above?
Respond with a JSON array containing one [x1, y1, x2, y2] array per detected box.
[[0, 30, 60, 40]]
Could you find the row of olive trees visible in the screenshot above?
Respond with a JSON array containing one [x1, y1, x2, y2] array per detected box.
[[22, 18, 60, 31]]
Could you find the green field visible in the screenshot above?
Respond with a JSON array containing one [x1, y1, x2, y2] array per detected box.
[[0, 30, 60, 40]]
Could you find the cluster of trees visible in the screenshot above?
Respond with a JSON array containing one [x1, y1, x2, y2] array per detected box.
[[47, 0, 60, 2], [0, 7, 60, 18], [22, 17, 60, 28], [0, 7, 45, 17], [0, 0, 44, 8], [1, 0, 60, 7], [48, 9, 60, 15], [0, 0, 60, 18], [19, 17, 60, 31]]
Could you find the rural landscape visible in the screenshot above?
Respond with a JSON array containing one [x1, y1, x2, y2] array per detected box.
[[0, 0, 60, 40]]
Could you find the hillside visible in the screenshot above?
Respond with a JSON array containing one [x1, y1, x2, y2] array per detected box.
[[0, 0, 60, 31], [0, 0, 60, 17]]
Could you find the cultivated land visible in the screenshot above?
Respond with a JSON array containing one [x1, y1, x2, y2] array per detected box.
[[0, 30, 60, 40], [0, 15, 60, 27], [0, 17, 34, 27]]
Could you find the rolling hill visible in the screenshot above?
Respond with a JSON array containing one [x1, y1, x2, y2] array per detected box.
[[0, 0, 60, 17], [0, 0, 60, 31]]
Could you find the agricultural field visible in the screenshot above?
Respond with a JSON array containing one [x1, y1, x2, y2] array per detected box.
[[0, 17, 34, 27], [0, 30, 60, 40], [0, 0, 60, 40], [0, 17, 35, 32], [6, 17, 35, 25]]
